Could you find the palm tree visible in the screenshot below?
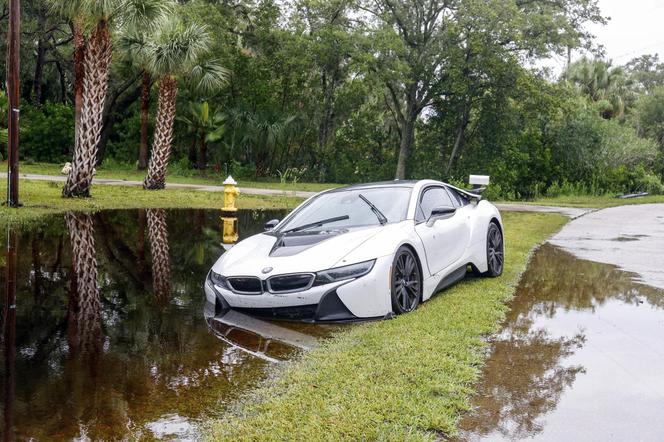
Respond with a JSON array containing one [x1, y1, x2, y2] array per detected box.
[[141, 19, 229, 189], [56, 0, 172, 197], [178, 101, 226, 171], [566, 58, 633, 119]]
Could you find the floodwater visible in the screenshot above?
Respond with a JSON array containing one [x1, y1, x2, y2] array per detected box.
[[456, 243, 664, 441], [0, 209, 338, 441]]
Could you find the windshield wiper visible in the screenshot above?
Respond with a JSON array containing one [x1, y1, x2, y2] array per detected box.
[[282, 215, 350, 233], [359, 194, 387, 225]]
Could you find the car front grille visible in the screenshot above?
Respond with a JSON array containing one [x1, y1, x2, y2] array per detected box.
[[267, 273, 315, 294], [227, 277, 263, 295]]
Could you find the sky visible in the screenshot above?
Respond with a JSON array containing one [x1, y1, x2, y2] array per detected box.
[[543, 0, 664, 72]]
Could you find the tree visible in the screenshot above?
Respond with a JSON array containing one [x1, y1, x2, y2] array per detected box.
[[566, 57, 632, 119], [178, 101, 226, 171], [142, 18, 228, 189], [58, 0, 172, 197]]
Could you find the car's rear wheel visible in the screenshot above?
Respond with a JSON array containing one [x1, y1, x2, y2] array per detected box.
[[391, 247, 422, 314], [484, 222, 504, 277]]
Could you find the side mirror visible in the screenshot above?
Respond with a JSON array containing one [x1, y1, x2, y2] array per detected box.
[[264, 219, 280, 231], [427, 206, 456, 226]]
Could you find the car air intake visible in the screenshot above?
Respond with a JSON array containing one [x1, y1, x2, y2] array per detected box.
[[227, 277, 263, 294], [267, 273, 315, 294]]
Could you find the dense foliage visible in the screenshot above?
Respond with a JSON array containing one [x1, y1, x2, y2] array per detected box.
[[1, 0, 663, 197]]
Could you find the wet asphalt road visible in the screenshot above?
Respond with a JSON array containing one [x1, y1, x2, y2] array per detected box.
[[550, 204, 664, 289], [457, 203, 664, 441]]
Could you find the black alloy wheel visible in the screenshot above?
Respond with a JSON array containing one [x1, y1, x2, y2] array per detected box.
[[391, 246, 422, 314], [485, 222, 504, 277]]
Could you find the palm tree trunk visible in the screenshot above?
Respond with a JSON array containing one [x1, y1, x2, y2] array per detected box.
[[138, 71, 151, 170], [63, 20, 112, 197], [197, 137, 207, 171], [147, 209, 171, 307], [65, 213, 102, 358], [144, 76, 178, 190], [72, 21, 85, 146]]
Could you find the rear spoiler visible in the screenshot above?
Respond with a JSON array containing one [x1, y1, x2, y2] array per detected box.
[[448, 175, 490, 202]]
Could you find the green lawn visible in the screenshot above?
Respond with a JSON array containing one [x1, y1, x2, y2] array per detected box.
[[9, 162, 341, 193], [208, 211, 568, 441], [0, 179, 301, 229]]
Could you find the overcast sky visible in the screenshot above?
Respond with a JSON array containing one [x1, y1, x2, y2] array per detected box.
[[542, 0, 664, 72]]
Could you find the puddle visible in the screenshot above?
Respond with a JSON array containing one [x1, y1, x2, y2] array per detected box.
[[0, 209, 339, 440], [455, 243, 664, 441]]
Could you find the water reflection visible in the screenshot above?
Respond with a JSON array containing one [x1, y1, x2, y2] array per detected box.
[[0, 208, 337, 440], [456, 243, 664, 441]]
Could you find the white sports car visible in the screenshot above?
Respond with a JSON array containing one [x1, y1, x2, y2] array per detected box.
[[205, 179, 504, 322]]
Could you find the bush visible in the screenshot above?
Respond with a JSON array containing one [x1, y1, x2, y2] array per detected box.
[[21, 102, 74, 163]]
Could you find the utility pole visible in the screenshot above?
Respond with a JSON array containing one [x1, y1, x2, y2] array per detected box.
[[6, 0, 21, 207]]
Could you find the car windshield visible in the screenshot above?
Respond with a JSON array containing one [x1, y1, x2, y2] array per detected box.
[[277, 187, 411, 233]]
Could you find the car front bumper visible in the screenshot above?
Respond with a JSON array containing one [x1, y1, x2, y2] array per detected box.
[[204, 255, 393, 322]]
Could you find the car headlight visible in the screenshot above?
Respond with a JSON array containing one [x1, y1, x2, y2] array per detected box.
[[314, 259, 375, 285], [208, 270, 230, 290]]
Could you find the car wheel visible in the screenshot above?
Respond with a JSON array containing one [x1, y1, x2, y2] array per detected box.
[[391, 246, 422, 314], [484, 222, 504, 277]]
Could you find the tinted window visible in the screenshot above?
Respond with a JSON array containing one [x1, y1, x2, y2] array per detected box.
[[446, 187, 469, 207], [278, 187, 412, 232], [417, 187, 454, 222]]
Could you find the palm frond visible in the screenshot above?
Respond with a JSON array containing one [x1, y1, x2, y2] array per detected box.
[[119, 0, 174, 31], [188, 59, 231, 96], [145, 18, 212, 77]]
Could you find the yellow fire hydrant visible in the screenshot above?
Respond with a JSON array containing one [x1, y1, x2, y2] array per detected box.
[[222, 175, 240, 212]]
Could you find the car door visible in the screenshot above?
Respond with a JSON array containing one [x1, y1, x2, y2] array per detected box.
[[414, 186, 471, 275]]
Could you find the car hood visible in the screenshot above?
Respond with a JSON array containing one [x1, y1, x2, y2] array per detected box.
[[213, 225, 384, 276]]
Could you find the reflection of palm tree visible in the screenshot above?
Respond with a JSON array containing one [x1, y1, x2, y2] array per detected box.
[[65, 213, 102, 357], [147, 209, 171, 306]]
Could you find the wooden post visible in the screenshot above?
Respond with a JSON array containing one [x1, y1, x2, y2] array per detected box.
[[6, 0, 21, 207]]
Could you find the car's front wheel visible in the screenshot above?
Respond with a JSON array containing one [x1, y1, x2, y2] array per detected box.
[[391, 246, 422, 314], [484, 222, 504, 277]]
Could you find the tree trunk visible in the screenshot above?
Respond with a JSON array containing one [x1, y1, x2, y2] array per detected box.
[[395, 116, 415, 180], [188, 138, 197, 166], [198, 138, 207, 171], [33, 37, 47, 104], [54, 60, 68, 104], [65, 213, 102, 358], [317, 67, 339, 181], [144, 76, 178, 190], [73, 21, 85, 146], [138, 71, 151, 170], [97, 81, 142, 165], [445, 102, 471, 175], [147, 209, 171, 307], [394, 84, 419, 180], [63, 20, 112, 198]]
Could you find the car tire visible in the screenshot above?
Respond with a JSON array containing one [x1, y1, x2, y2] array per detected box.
[[483, 222, 504, 277], [391, 246, 422, 314]]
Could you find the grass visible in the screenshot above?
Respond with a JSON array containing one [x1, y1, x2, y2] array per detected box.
[[208, 211, 568, 441], [0, 179, 301, 229], [8, 162, 341, 193]]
